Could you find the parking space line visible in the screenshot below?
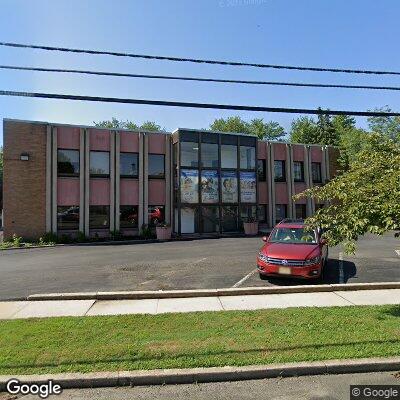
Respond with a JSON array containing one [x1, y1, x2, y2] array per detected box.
[[232, 269, 257, 288], [395, 250, 400, 257], [339, 252, 344, 284]]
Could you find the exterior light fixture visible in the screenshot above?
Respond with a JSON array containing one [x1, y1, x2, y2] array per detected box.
[[20, 153, 29, 161]]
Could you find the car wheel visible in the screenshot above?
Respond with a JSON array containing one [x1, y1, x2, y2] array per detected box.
[[259, 273, 268, 281]]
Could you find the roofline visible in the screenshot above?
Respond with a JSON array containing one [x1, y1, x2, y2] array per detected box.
[[173, 127, 258, 138]]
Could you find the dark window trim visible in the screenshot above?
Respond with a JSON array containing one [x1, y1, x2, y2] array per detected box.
[[274, 160, 286, 182], [57, 148, 80, 177], [120, 151, 139, 179], [148, 153, 165, 179], [90, 150, 110, 178]]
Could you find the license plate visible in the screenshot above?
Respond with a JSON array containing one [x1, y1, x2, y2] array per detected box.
[[278, 267, 291, 275]]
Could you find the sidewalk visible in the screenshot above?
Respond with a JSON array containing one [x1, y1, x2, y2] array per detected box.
[[0, 288, 399, 319]]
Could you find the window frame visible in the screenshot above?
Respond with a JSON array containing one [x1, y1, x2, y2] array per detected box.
[[57, 149, 80, 177], [57, 205, 80, 230], [89, 150, 110, 178], [148, 153, 165, 179]]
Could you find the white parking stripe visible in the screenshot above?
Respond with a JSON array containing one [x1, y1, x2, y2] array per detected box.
[[338, 252, 344, 284], [395, 250, 400, 257], [232, 269, 257, 288]]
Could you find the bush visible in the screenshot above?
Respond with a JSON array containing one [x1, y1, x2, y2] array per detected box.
[[140, 224, 154, 239], [40, 232, 58, 245], [76, 231, 88, 243]]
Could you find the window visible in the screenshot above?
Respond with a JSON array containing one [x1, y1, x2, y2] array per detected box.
[[90, 151, 110, 177], [120, 205, 138, 228], [201, 170, 219, 203], [201, 143, 219, 168], [148, 205, 165, 226], [240, 205, 257, 226], [180, 142, 198, 167], [221, 171, 238, 203], [180, 207, 199, 233], [58, 149, 79, 176], [201, 206, 219, 233], [258, 205, 268, 224], [293, 161, 304, 182], [89, 206, 110, 228], [240, 146, 256, 169], [295, 204, 307, 219], [57, 206, 79, 230], [149, 154, 165, 178], [257, 159, 266, 181], [181, 169, 199, 204], [275, 204, 287, 223], [312, 162, 322, 183], [221, 145, 237, 169], [120, 153, 138, 177], [274, 160, 286, 182], [222, 206, 238, 232]]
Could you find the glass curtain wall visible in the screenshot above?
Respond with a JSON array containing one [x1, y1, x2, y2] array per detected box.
[[175, 130, 257, 235]]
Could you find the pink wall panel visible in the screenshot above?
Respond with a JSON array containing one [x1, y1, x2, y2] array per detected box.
[[148, 134, 166, 154], [120, 179, 139, 205], [311, 146, 323, 162], [257, 142, 267, 159], [57, 126, 80, 149], [148, 179, 166, 205], [273, 143, 286, 160], [57, 178, 80, 205], [292, 145, 305, 161], [120, 132, 139, 152], [89, 179, 110, 205], [89, 129, 110, 151], [293, 183, 307, 204], [258, 181, 268, 204], [275, 183, 288, 204]]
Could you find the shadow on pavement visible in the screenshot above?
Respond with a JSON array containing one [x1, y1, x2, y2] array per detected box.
[[266, 258, 357, 286]]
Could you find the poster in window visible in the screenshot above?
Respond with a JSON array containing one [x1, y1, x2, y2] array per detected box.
[[201, 170, 219, 203], [180, 169, 198, 203], [221, 171, 238, 203], [240, 171, 256, 203]]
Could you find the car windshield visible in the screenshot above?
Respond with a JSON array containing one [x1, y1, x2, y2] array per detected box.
[[269, 227, 317, 244]]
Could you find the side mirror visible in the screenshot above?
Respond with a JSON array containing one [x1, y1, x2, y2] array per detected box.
[[262, 236, 268, 242]]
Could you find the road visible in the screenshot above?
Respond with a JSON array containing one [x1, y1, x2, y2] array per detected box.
[[8, 372, 400, 400], [0, 233, 398, 300]]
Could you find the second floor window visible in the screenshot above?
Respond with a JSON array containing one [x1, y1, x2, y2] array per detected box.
[[90, 151, 110, 177], [257, 159, 266, 182], [312, 162, 322, 183], [120, 153, 138, 177], [293, 161, 304, 182], [274, 160, 286, 182], [58, 149, 79, 176], [148, 154, 165, 178]]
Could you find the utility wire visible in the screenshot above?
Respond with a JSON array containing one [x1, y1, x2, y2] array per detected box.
[[1, 89, 399, 117], [2, 64, 400, 91], [1, 41, 399, 76]]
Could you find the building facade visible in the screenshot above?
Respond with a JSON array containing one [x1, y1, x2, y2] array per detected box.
[[2, 119, 339, 240]]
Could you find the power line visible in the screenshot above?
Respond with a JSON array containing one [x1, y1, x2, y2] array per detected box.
[[1, 89, 399, 117], [2, 64, 400, 91], [1, 41, 400, 76]]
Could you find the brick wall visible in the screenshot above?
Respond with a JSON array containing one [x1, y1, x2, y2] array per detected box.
[[3, 121, 47, 240]]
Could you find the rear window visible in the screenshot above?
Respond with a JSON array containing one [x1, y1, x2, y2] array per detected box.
[[269, 227, 317, 244]]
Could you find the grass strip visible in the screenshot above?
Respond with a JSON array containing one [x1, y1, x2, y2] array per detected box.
[[0, 305, 399, 375]]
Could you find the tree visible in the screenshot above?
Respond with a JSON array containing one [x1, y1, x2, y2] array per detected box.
[[94, 118, 163, 132], [289, 116, 318, 144], [209, 116, 285, 140], [315, 111, 339, 146], [295, 133, 400, 253], [367, 106, 400, 142]]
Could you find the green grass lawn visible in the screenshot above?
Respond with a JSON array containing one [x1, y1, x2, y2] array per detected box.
[[0, 305, 399, 375]]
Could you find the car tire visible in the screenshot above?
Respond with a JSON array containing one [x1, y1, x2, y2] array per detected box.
[[259, 273, 268, 281]]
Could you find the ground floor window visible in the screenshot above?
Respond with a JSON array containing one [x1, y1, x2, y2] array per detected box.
[[258, 205, 268, 224], [222, 206, 238, 232], [89, 206, 110, 229], [120, 205, 138, 228], [295, 204, 307, 220], [275, 204, 287, 224], [240, 205, 257, 228], [201, 206, 219, 233], [57, 206, 79, 230], [148, 206, 165, 227], [180, 207, 199, 233]]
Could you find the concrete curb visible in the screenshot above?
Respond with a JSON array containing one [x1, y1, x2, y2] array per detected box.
[[27, 282, 400, 301], [0, 357, 399, 391]]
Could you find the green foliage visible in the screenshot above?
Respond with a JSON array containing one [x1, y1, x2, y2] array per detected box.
[[94, 118, 163, 132], [367, 106, 400, 142], [295, 133, 400, 253], [1, 234, 23, 249], [40, 232, 58, 244], [209, 116, 286, 140], [140, 224, 154, 239]]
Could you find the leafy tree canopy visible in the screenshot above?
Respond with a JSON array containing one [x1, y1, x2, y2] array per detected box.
[[94, 118, 163, 132], [296, 133, 400, 253], [367, 106, 400, 142], [209, 116, 286, 141]]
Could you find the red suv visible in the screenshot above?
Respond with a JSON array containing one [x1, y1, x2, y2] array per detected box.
[[257, 219, 328, 280]]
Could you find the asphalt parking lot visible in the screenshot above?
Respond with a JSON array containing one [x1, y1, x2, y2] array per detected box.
[[0, 233, 399, 300]]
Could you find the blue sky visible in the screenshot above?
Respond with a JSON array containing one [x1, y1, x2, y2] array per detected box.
[[1, 0, 400, 145]]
